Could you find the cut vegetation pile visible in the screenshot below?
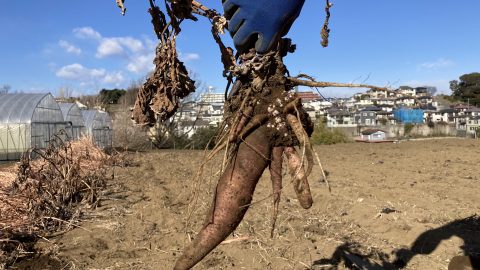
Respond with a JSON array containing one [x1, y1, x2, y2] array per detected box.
[[0, 134, 112, 267]]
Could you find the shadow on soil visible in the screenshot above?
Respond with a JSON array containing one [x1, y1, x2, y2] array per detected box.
[[312, 215, 480, 269]]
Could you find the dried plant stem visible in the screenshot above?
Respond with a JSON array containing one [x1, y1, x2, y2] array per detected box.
[[288, 77, 389, 91], [312, 148, 331, 192], [321, 0, 333, 47]]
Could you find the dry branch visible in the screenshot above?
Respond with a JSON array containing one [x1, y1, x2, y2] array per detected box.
[[288, 77, 390, 91], [0, 135, 115, 267]]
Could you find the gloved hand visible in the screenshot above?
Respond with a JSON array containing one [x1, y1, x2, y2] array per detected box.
[[222, 0, 305, 54]]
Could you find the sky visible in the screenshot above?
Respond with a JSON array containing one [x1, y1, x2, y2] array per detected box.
[[0, 0, 479, 98]]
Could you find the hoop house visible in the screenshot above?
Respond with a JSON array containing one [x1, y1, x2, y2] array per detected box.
[[0, 93, 66, 160], [81, 110, 113, 149], [59, 103, 85, 140]]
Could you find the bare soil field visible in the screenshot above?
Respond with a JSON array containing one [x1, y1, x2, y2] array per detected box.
[[13, 138, 480, 269]]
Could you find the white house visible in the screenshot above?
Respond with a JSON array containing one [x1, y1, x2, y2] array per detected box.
[[376, 98, 396, 106], [466, 116, 480, 136], [327, 110, 357, 127], [397, 86, 416, 96], [360, 129, 387, 141], [396, 96, 416, 107], [367, 88, 388, 99]]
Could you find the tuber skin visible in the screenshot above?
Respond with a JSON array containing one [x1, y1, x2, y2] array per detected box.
[[174, 126, 271, 270], [269, 146, 284, 238], [228, 106, 253, 143], [284, 146, 313, 209]]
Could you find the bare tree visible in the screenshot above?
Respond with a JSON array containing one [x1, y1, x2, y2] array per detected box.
[[0, 84, 11, 94], [113, 80, 152, 151], [57, 85, 75, 101]]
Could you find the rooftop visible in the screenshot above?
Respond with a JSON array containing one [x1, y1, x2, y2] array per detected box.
[[361, 129, 387, 135]]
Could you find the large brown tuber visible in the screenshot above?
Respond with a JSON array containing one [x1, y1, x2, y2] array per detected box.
[[174, 126, 271, 270]]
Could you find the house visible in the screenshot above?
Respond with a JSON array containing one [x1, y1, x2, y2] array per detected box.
[[302, 100, 332, 111], [200, 93, 225, 103], [377, 104, 395, 113], [177, 119, 211, 138], [354, 98, 374, 108], [376, 111, 395, 125], [420, 104, 438, 122], [424, 110, 444, 123], [326, 110, 356, 127], [396, 96, 416, 107], [416, 96, 434, 106], [397, 86, 416, 96], [414, 87, 429, 97], [466, 116, 480, 136], [465, 107, 480, 117], [455, 115, 468, 131], [453, 104, 471, 113], [176, 107, 198, 122], [297, 91, 322, 102], [354, 108, 379, 126], [360, 129, 387, 141], [438, 108, 458, 123], [376, 98, 396, 106], [366, 88, 388, 99]]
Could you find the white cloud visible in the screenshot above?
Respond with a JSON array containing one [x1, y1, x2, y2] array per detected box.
[[96, 38, 125, 58], [116, 37, 144, 53], [56, 63, 102, 80], [66, 28, 190, 79], [418, 58, 454, 70], [55, 63, 124, 86], [103, 71, 125, 84], [96, 37, 144, 58], [58, 40, 82, 55], [180, 53, 200, 62], [127, 53, 155, 74], [73, 27, 102, 40]]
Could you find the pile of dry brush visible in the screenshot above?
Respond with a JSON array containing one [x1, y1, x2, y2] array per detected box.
[[0, 133, 115, 267]]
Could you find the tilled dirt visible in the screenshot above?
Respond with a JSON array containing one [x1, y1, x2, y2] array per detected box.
[[12, 138, 480, 269]]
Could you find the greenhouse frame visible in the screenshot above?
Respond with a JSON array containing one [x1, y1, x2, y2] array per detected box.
[[0, 93, 66, 161], [81, 110, 113, 149], [59, 103, 86, 140]]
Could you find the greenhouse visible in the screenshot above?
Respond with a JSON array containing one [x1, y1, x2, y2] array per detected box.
[[0, 93, 66, 161], [81, 110, 113, 149], [59, 103, 85, 140]]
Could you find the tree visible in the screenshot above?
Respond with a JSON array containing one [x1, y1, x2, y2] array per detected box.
[[450, 72, 480, 106], [449, 80, 460, 96], [426, 86, 437, 96], [189, 126, 217, 149], [0, 84, 11, 94], [57, 86, 75, 100], [99, 88, 127, 104]]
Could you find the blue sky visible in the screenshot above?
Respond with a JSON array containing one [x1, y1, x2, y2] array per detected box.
[[0, 0, 479, 97]]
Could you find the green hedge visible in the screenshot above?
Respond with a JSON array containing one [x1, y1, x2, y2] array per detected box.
[[310, 119, 350, 145]]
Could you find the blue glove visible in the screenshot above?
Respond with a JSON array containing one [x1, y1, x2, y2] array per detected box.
[[222, 0, 305, 54]]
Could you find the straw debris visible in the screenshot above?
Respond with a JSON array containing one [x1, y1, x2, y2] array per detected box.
[[0, 133, 114, 267]]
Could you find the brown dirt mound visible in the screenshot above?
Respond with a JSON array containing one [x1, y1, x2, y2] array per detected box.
[[13, 138, 480, 270]]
